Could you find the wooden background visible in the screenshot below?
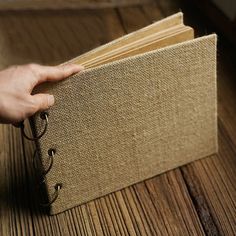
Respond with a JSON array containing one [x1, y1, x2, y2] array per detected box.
[[0, 0, 153, 10], [0, 0, 235, 235]]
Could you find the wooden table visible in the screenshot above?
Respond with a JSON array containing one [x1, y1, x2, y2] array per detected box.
[[0, 0, 235, 235]]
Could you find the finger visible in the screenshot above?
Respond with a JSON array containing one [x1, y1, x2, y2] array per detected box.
[[35, 64, 84, 85], [30, 93, 55, 114]]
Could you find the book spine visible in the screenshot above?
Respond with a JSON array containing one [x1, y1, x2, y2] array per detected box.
[[22, 113, 62, 208]]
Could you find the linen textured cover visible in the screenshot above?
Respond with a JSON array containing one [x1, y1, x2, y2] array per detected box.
[[31, 33, 217, 215]]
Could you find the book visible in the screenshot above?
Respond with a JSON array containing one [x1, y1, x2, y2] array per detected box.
[[22, 13, 217, 215]]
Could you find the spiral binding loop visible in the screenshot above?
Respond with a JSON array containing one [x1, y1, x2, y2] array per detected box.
[[20, 111, 48, 141], [40, 183, 62, 207], [33, 148, 60, 207], [19, 111, 61, 207], [33, 148, 55, 176]]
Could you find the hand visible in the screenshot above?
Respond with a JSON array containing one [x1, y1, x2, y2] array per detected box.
[[0, 63, 84, 125]]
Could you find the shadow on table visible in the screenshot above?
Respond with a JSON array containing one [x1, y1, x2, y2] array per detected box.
[[0, 123, 50, 217]]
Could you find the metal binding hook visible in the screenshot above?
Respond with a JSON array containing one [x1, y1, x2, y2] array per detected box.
[[33, 149, 61, 207], [33, 148, 55, 176], [40, 183, 62, 207], [19, 111, 61, 208], [20, 112, 49, 141]]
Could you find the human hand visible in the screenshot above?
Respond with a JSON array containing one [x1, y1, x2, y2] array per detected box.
[[0, 63, 84, 125]]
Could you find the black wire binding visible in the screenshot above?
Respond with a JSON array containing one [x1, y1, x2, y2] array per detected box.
[[39, 183, 62, 207], [19, 111, 62, 207], [33, 148, 55, 176], [20, 112, 48, 141]]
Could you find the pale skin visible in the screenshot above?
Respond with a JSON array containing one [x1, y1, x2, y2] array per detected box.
[[0, 63, 84, 125]]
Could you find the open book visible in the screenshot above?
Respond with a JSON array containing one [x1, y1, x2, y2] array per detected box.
[[23, 13, 217, 215]]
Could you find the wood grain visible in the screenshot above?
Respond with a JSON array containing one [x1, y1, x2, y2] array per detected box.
[[0, 0, 153, 10], [0, 124, 206, 236], [0, 0, 235, 235]]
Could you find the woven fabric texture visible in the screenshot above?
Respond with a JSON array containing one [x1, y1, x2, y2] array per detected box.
[[32, 34, 217, 215]]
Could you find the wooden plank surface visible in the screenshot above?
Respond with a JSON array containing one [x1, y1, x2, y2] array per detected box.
[[0, 0, 153, 10], [0, 0, 235, 235]]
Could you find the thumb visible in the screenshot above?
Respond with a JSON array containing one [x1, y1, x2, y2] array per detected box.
[[31, 93, 55, 113]]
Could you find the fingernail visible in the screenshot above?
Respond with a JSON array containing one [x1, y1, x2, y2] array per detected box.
[[48, 95, 55, 107]]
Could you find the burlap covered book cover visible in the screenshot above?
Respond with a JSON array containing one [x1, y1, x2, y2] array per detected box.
[[25, 13, 217, 215]]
